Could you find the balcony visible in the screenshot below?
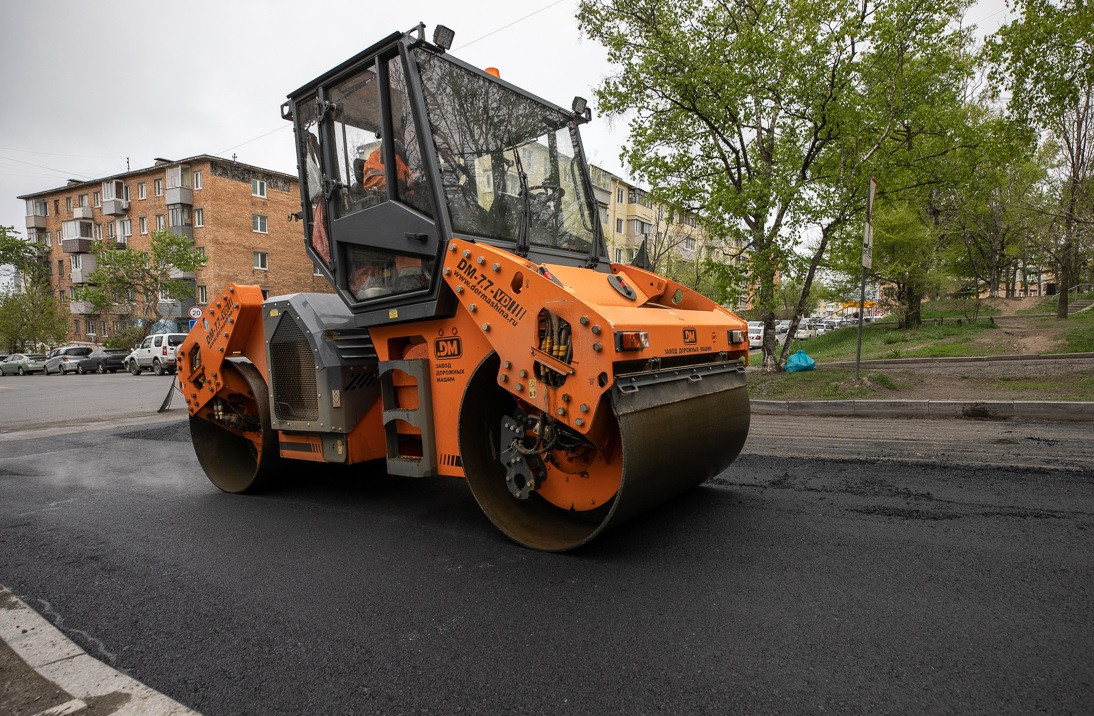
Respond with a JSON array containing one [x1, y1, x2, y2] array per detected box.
[[167, 224, 193, 241], [169, 266, 196, 279], [102, 198, 129, 216], [166, 186, 193, 206], [25, 213, 47, 230], [73, 206, 94, 220], [69, 301, 94, 315], [62, 238, 92, 254], [70, 255, 97, 284]]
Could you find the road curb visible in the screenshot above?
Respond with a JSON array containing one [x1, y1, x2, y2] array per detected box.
[[751, 399, 1094, 421], [0, 585, 198, 715]]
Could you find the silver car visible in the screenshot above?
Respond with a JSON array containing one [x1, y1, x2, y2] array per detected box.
[[0, 353, 47, 376], [44, 346, 93, 375]]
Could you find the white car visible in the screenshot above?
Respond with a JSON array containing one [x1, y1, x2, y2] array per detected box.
[[125, 333, 188, 375], [748, 324, 764, 349]]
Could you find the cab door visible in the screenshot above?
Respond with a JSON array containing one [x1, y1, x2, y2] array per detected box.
[[299, 46, 441, 311]]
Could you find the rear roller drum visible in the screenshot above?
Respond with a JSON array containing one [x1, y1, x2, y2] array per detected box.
[[189, 361, 281, 493]]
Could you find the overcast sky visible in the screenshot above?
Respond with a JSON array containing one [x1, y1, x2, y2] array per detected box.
[[0, 0, 1011, 254]]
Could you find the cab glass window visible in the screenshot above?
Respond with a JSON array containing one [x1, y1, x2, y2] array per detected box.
[[297, 94, 332, 268], [346, 244, 433, 301], [386, 56, 432, 217], [327, 63, 384, 218], [415, 50, 596, 254]]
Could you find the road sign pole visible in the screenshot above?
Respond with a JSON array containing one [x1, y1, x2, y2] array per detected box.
[[855, 264, 867, 381]]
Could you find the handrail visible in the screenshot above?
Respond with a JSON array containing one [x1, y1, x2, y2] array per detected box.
[[1067, 283, 1093, 294]]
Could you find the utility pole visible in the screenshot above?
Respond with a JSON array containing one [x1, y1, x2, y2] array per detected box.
[[855, 176, 877, 382]]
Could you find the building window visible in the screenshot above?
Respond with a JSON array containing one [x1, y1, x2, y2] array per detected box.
[[66, 197, 73, 213], [193, 171, 202, 190], [616, 218, 624, 234], [55, 230, 62, 243], [54, 199, 59, 215], [121, 219, 132, 238], [101, 321, 108, 337], [93, 223, 102, 240], [631, 219, 651, 236], [58, 260, 64, 276], [156, 214, 165, 230], [614, 248, 622, 262], [107, 222, 116, 239], [93, 191, 100, 207], [71, 254, 82, 270], [253, 251, 268, 270], [123, 185, 130, 201], [261, 289, 270, 300], [138, 182, 146, 200], [139, 217, 147, 234], [252, 214, 267, 234], [617, 188, 624, 203], [154, 179, 163, 196], [196, 246, 205, 258], [252, 179, 267, 198], [73, 319, 81, 336], [197, 285, 207, 304], [194, 208, 204, 227], [683, 237, 696, 251], [78, 194, 88, 207]]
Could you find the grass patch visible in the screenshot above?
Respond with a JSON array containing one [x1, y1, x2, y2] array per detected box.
[[747, 368, 911, 399], [992, 375, 1094, 400], [920, 299, 1002, 319], [789, 321, 999, 362], [1064, 310, 1094, 353]]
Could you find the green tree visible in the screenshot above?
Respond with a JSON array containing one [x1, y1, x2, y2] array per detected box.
[[579, 0, 977, 371], [0, 226, 68, 351], [76, 228, 207, 339], [988, 0, 1094, 317]]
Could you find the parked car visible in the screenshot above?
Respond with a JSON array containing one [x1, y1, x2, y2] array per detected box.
[[75, 348, 129, 374], [795, 321, 818, 339], [124, 333, 188, 375], [748, 324, 764, 349], [0, 353, 47, 376], [44, 346, 93, 375]]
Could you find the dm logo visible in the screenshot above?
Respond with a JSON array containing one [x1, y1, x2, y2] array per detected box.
[[682, 328, 697, 345], [435, 336, 463, 359]]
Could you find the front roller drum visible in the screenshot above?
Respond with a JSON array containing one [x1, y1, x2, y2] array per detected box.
[[189, 360, 281, 493], [460, 356, 749, 551]]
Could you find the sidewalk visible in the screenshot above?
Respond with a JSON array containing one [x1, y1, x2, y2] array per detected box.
[[0, 586, 197, 716]]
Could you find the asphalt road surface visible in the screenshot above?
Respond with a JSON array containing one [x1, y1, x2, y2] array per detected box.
[[1, 376, 1092, 713]]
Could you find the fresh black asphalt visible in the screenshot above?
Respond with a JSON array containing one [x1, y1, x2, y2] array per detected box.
[[1, 418, 1092, 713]]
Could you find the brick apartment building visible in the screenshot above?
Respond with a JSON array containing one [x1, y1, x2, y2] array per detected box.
[[589, 164, 751, 311], [18, 155, 329, 344]]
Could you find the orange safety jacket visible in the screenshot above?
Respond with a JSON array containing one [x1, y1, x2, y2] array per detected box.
[[359, 148, 411, 190]]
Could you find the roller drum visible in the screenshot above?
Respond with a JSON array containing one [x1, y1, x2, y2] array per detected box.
[[461, 358, 749, 551]]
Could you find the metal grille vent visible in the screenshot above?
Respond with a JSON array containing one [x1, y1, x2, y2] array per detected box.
[[332, 331, 378, 363], [345, 372, 378, 391], [270, 314, 319, 422]]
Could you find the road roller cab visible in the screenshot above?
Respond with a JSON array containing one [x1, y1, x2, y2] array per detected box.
[[177, 24, 752, 551]]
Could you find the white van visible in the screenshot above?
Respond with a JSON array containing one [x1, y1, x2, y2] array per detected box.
[[125, 333, 188, 375]]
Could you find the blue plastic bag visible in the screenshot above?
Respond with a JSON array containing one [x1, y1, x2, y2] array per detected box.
[[785, 349, 816, 372]]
